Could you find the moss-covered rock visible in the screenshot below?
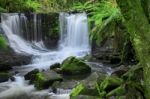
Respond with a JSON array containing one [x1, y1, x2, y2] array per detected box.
[[70, 72, 106, 98], [24, 69, 40, 83], [0, 34, 8, 50], [34, 70, 63, 90], [0, 72, 10, 82], [70, 74, 124, 99], [61, 57, 91, 75]]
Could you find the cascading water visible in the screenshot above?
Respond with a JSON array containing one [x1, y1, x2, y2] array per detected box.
[[59, 13, 90, 49], [0, 13, 91, 99]]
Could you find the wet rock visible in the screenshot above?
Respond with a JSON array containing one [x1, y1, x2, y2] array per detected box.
[[50, 63, 60, 70], [112, 65, 129, 77], [0, 49, 31, 71], [61, 57, 91, 75], [0, 72, 10, 82], [24, 69, 40, 81], [72, 95, 99, 99], [52, 80, 78, 90], [34, 70, 63, 90], [110, 55, 121, 64]]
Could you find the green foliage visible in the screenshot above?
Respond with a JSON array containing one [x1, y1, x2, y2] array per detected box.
[[0, 6, 7, 12], [70, 83, 85, 98], [90, 0, 121, 44], [0, 0, 41, 12], [72, 0, 122, 44], [24, 0, 41, 12], [0, 34, 8, 50]]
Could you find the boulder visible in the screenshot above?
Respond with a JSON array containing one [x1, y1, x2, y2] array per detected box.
[[61, 57, 91, 75], [0, 49, 31, 71], [0, 72, 10, 82], [70, 72, 106, 98], [34, 70, 63, 90], [50, 63, 60, 70], [24, 69, 40, 81], [52, 80, 78, 90]]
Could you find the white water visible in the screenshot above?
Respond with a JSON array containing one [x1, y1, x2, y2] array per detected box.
[[0, 13, 90, 99]]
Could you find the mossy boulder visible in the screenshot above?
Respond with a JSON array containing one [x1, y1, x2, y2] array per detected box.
[[24, 69, 40, 83], [34, 70, 63, 90], [0, 72, 10, 82], [61, 57, 91, 75], [0, 34, 8, 50], [70, 72, 105, 98]]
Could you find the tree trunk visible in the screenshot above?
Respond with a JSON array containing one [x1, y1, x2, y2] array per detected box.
[[116, 0, 150, 98]]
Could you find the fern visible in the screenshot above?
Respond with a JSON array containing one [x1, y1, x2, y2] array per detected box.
[[72, 0, 122, 45]]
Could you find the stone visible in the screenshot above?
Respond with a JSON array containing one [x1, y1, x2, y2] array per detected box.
[[50, 63, 60, 70], [112, 65, 129, 77], [71, 95, 99, 99], [70, 72, 106, 98], [52, 80, 78, 89], [34, 70, 63, 90], [0, 49, 31, 71], [24, 69, 40, 81], [61, 57, 91, 75], [0, 72, 10, 82]]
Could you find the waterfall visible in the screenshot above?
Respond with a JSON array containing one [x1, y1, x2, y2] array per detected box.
[[1, 13, 47, 55], [0, 12, 91, 99], [1, 13, 90, 70], [60, 13, 90, 49]]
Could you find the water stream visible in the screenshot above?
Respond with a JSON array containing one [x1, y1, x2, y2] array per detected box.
[[0, 13, 91, 99]]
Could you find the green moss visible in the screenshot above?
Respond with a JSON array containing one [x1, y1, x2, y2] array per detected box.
[[34, 73, 47, 90], [33, 71, 62, 90], [116, 0, 150, 98], [61, 57, 91, 75], [0, 34, 8, 50]]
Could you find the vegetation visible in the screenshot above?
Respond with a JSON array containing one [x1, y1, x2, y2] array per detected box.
[[0, 0, 150, 98], [0, 34, 8, 50]]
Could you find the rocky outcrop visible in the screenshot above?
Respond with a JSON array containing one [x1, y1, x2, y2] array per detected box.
[[92, 38, 121, 65], [0, 49, 31, 71]]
